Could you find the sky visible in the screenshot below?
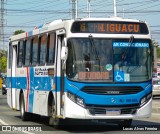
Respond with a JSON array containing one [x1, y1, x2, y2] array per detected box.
[[1, 0, 160, 50]]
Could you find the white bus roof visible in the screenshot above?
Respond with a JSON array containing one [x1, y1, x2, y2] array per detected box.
[[79, 17, 144, 23], [9, 17, 148, 42]]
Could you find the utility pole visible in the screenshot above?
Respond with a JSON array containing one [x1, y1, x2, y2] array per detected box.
[[114, 0, 117, 17], [71, 0, 76, 19], [87, 0, 91, 18], [0, 0, 6, 50], [75, 0, 78, 18]]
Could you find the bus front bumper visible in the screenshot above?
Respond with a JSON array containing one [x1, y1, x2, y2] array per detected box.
[[64, 96, 152, 119]]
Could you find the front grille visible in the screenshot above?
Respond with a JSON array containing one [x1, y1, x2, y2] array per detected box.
[[86, 104, 139, 115], [81, 86, 143, 95]]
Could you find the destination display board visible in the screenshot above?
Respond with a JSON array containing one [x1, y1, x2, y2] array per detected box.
[[71, 21, 149, 34]]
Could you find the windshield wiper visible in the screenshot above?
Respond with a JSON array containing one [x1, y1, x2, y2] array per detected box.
[[89, 34, 99, 60], [88, 34, 100, 71], [121, 35, 134, 65]]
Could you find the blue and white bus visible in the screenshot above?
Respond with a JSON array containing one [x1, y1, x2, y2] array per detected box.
[[7, 17, 152, 127]]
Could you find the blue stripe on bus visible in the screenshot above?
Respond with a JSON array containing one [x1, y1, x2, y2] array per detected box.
[[76, 90, 147, 105], [6, 76, 53, 91], [65, 78, 152, 106], [6, 72, 152, 107]]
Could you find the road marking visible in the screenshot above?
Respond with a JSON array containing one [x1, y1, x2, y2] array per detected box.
[[0, 119, 8, 125], [0, 119, 35, 134]]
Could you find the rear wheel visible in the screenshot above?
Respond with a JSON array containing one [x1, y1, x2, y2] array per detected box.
[[20, 93, 29, 121]]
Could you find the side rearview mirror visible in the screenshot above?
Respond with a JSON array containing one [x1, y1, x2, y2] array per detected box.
[[61, 46, 68, 60]]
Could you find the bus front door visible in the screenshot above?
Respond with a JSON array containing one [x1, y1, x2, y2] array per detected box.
[[55, 30, 66, 118], [10, 42, 17, 109]]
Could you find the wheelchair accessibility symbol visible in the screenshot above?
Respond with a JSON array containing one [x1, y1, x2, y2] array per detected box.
[[114, 71, 124, 82]]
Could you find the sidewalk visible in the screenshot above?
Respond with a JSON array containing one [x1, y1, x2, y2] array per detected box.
[[152, 100, 160, 114]]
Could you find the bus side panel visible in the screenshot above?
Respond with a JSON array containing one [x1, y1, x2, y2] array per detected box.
[[7, 69, 11, 108], [6, 77, 16, 109], [16, 68, 27, 110], [16, 88, 21, 110], [7, 43, 12, 109], [33, 91, 49, 116], [6, 76, 16, 109], [27, 66, 54, 116]]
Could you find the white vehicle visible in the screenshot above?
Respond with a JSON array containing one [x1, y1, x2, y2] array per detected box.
[[152, 78, 160, 97], [6, 17, 152, 128]]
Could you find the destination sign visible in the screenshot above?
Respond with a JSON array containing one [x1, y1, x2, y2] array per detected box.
[[78, 72, 109, 80], [71, 21, 149, 34]]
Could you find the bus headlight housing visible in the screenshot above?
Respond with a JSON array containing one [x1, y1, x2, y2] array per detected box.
[[67, 91, 85, 108], [67, 91, 76, 102], [140, 97, 146, 106], [140, 92, 152, 107], [76, 97, 85, 107]]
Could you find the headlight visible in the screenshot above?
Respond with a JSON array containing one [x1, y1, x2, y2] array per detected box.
[[146, 93, 152, 100], [140, 92, 152, 107], [67, 91, 85, 108], [67, 92, 76, 102], [76, 97, 85, 107], [140, 97, 146, 106]]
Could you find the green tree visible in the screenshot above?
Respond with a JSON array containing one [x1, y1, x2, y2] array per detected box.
[[0, 49, 7, 73], [13, 30, 25, 35], [0, 56, 7, 73]]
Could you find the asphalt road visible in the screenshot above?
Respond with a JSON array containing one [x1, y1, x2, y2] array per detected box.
[[0, 90, 160, 134]]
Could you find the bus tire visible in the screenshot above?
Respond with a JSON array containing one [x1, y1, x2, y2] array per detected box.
[[20, 93, 29, 121], [48, 98, 63, 128]]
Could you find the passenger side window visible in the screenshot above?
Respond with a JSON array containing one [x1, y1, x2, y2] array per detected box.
[[17, 41, 23, 67], [47, 33, 55, 64], [31, 37, 38, 66], [24, 39, 31, 66], [40, 35, 47, 65]]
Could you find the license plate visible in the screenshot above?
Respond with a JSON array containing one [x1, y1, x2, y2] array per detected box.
[[106, 109, 120, 115]]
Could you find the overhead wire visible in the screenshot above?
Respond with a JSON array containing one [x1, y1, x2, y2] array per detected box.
[[2, 0, 160, 43]]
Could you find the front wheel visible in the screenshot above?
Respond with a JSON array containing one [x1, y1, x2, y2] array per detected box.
[[20, 93, 29, 121], [48, 98, 64, 128]]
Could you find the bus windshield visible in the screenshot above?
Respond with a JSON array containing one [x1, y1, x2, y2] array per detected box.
[[66, 38, 151, 82]]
